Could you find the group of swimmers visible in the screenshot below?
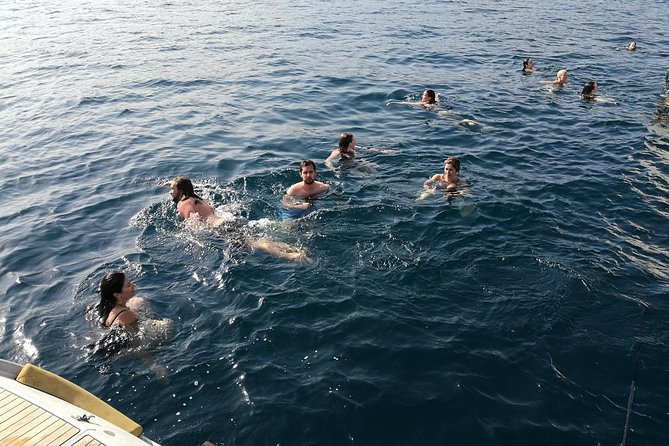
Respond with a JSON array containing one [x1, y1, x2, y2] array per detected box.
[[95, 131, 467, 332], [95, 46, 669, 341], [522, 41, 644, 100]]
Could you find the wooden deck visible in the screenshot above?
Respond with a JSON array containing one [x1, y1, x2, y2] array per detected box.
[[0, 386, 90, 446]]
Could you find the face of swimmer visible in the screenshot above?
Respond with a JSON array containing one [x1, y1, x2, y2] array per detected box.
[[114, 275, 136, 305], [556, 70, 568, 84], [169, 182, 183, 203], [300, 164, 317, 185], [444, 162, 458, 183]]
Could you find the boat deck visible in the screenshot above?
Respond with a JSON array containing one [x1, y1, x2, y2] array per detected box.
[[0, 386, 103, 446]]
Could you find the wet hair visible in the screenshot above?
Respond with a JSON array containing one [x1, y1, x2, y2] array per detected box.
[[665, 69, 669, 89], [522, 58, 532, 72], [581, 82, 597, 99], [98, 272, 125, 322], [172, 176, 203, 202], [300, 160, 316, 172], [424, 89, 436, 104], [444, 157, 461, 173], [338, 132, 355, 153]]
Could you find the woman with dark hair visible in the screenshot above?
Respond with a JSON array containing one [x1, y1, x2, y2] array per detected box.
[[98, 271, 139, 327], [522, 58, 534, 73], [325, 132, 356, 167], [580, 82, 597, 100], [394, 89, 438, 107]]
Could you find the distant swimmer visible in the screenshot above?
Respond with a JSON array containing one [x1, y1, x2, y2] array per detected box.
[[325, 132, 357, 168], [522, 58, 534, 74], [283, 160, 330, 210], [580, 82, 597, 100], [543, 69, 568, 88], [325, 132, 395, 170], [423, 157, 467, 192], [393, 89, 438, 107], [170, 176, 309, 261], [627, 41, 637, 51], [170, 176, 220, 226], [98, 271, 140, 327]]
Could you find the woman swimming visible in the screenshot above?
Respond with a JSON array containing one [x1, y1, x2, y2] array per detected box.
[[395, 89, 438, 106], [98, 271, 140, 327], [522, 58, 534, 74], [580, 82, 597, 100], [423, 157, 467, 191], [543, 69, 568, 87]]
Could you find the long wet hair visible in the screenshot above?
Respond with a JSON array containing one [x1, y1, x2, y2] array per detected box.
[[424, 89, 436, 104], [173, 176, 203, 202], [98, 272, 125, 322], [338, 132, 355, 155]]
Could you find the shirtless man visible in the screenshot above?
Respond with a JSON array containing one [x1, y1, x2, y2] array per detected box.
[[283, 160, 330, 210], [170, 176, 218, 224], [423, 157, 467, 191], [169, 176, 308, 261]]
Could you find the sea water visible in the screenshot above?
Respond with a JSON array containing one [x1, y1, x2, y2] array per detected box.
[[1, 0, 668, 445]]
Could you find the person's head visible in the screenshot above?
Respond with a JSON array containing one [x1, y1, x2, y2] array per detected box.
[[556, 69, 568, 84], [98, 272, 135, 320], [665, 68, 669, 89], [444, 157, 461, 173], [581, 82, 597, 98], [170, 176, 201, 203], [338, 132, 356, 154], [522, 58, 534, 72], [299, 160, 317, 185], [422, 89, 436, 104], [627, 42, 637, 51]]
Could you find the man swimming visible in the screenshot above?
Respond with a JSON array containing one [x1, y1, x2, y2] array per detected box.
[[169, 176, 308, 261], [283, 160, 330, 210], [170, 176, 219, 225]]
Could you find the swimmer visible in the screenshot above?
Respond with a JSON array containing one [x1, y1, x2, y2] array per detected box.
[[423, 157, 467, 192], [627, 42, 637, 51], [283, 160, 330, 210], [169, 176, 309, 261], [543, 69, 568, 87], [325, 132, 356, 168], [522, 58, 534, 74], [580, 82, 597, 100], [325, 133, 394, 170], [98, 272, 140, 327], [170, 176, 221, 226], [395, 89, 438, 106]]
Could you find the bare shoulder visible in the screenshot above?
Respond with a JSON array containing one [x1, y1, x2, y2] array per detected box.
[[115, 310, 137, 326], [177, 199, 196, 219], [285, 182, 303, 197]]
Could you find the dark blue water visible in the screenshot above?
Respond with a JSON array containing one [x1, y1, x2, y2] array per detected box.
[[2, 0, 668, 444]]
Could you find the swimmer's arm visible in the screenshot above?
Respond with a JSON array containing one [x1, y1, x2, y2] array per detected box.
[[325, 150, 340, 170], [281, 193, 311, 210], [423, 174, 440, 189], [359, 145, 396, 154]]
